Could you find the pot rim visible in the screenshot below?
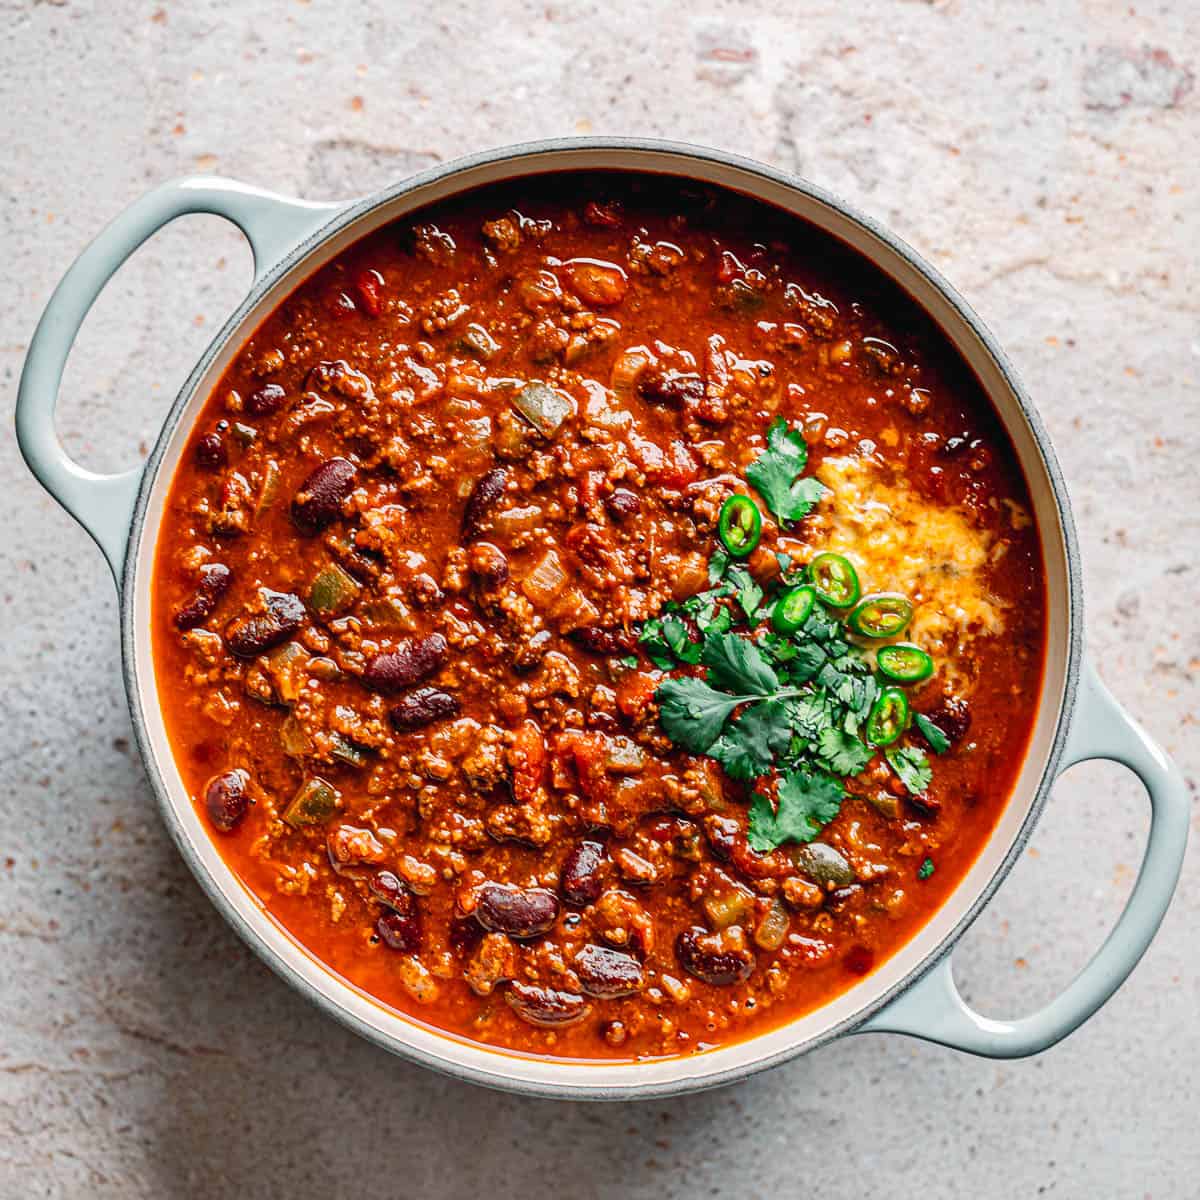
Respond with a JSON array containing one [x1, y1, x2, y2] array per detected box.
[[118, 136, 1083, 1100]]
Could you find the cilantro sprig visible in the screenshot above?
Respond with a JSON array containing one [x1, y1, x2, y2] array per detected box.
[[642, 494, 939, 852], [747, 418, 830, 525]]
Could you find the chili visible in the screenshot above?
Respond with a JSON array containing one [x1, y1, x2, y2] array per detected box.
[[152, 171, 1046, 1062]]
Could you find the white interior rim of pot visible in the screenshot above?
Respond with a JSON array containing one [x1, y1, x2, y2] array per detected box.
[[121, 138, 1082, 1100]]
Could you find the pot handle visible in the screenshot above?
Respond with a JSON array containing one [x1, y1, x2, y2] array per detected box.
[[856, 658, 1188, 1057], [15, 177, 342, 581]]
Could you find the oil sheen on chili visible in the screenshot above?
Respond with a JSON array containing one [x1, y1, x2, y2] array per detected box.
[[153, 172, 1045, 1060]]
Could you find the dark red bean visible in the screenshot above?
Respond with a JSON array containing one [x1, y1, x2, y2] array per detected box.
[[362, 634, 448, 694], [291, 457, 358, 533], [461, 467, 508, 539], [560, 840, 606, 906], [604, 488, 641, 521], [174, 562, 233, 631], [569, 625, 637, 656], [389, 688, 461, 731], [224, 589, 305, 658], [194, 432, 226, 469], [505, 982, 590, 1028], [368, 870, 415, 914], [676, 927, 755, 986], [467, 542, 509, 587], [475, 882, 559, 938], [204, 769, 250, 833], [355, 269, 384, 317], [574, 944, 644, 998], [245, 383, 287, 418], [639, 371, 704, 407], [377, 909, 421, 953], [918, 695, 972, 746]]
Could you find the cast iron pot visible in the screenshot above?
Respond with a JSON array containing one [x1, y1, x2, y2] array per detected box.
[[16, 138, 1189, 1100]]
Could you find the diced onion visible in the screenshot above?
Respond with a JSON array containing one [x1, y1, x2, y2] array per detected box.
[[610, 348, 650, 404], [521, 550, 568, 608]]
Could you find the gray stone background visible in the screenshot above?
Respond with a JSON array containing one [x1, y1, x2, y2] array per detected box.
[[2, 1, 1197, 1195]]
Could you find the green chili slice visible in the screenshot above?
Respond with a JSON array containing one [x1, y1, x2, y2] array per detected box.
[[876, 642, 934, 683], [772, 585, 816, 634], [718, 494, 762, 559], [808, 552, 860, 608], [866, 687, 910, 747], [849, 592, 913, 638]]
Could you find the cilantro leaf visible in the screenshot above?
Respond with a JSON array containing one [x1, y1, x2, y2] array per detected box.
[[708, 546, 731, 584], [885, 744, 933, 795], [709, 699, 793, 780], [781, 639, 827, 684], [655, 678, 746, 753], [917, 857, 936, 880], [914, 712, 951, 755], [791, 691, 836, 742], [701, 630, 779, 696], [660, 614, 702, 665], [747, 768, 844, 851], [817, 726, 874, 777], [726, 566, 763, 621], [637, 619, 676, 670], [746, 418, 830, 525], [617, 654, 638, 670], [801, 607, 843, 643]]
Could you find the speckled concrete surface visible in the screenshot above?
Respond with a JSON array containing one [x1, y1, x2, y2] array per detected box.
[[2, 2, 1197, 1196]]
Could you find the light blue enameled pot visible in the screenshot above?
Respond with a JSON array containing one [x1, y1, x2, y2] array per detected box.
[[15, 139, 1189, 1100]]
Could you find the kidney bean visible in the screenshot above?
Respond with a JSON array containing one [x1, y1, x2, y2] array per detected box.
[[639, 370, 704, 407], [574, 944, 644, 999], [569, 625, 637, 656], [245, 382, 287, 417], [194, 432, 226, 469], [368, 869, 416, 914], [467, 542, 509, 587], [461, 467, 508, 539], [377, 908, 421, 953], [174, 562, 233, 631], [355, 268, 384, 316], [291, 457, 358, 533], [362, 633, 448, 693], [389, 687, 461, 731], [475, 882, 559, 938], [505, 982, 590, 1028], [604, 488, 641, 521], [918, 694, 972, 746], [224, 589, 305, 658], [204, 769, 250, 832], [560, 840, 606, 905], [676, 926, 755, 986]]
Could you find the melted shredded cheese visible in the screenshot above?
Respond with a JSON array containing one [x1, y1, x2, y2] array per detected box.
[[802, 454, 1012, 688]]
